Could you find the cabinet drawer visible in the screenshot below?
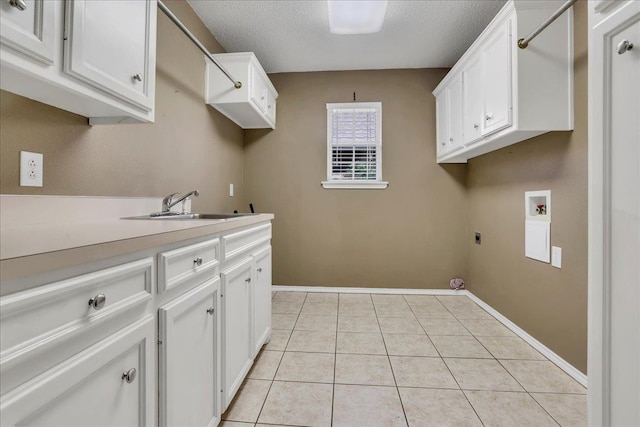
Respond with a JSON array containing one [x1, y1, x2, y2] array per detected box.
[[221, 224, 271, 263], [0, 258, 153, 368], [158, 238, 219, 293], [0, 315, 155, 427]]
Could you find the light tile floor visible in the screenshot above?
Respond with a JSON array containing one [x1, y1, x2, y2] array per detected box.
[[221, 292, 587, 427]]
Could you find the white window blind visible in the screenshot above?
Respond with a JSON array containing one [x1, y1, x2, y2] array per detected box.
[[323, 102, 387, 189]]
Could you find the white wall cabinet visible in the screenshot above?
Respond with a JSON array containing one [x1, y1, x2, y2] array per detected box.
[[0, 0, 55, 65], [159, 279, 220, 427], [433, 0, 574, 163], [64, 0, 155, 114], [206, 52, 278, 129], [0, 0, 157, 124]]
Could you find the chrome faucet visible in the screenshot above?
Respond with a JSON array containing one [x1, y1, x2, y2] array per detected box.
[[153, 190, 199, 216]]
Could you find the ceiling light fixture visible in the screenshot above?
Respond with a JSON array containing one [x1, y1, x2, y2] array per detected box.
[[328, 0, 389, 35]]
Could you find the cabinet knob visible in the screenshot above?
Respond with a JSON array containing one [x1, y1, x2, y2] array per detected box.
[[193, 257, 203, 267], [485, 114, 493, 121], [245, 278, 251, 283], [268, 105, 272, 109], [122, 368, 137, 384], [206, 306, 215, 315], [441, 142, 445, 146], [473, 123, 479, 129], [8, 0, 27, 11], [617, 39, 634, 55], [88, 294, 106, 310], [133, 73, 143, 82], [449, 137, 454, 142], [257, 267, 263, 273]]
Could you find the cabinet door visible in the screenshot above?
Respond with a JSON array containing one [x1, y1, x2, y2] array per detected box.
[[159, 279, 220, 427], [221, 257, 253, 410], [250, 65, 267, 113], [435, 91, 449, 156], [252, 246, 272, 357], [63, 0, 156, 111], [0, 0, 55, 65], [0, 316, 155, 427], [266, 91, 277, 125], [481, 19, 512, 135], [463, 54, 484, 145], [446, 73, 464, 153]]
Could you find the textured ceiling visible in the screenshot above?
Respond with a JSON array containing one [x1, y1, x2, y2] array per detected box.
[[187, 0, 507, 73]]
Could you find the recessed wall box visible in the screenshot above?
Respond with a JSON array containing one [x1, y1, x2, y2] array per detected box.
[[525, 190, 551, 263]]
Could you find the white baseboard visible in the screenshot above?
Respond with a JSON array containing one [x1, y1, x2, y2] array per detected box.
[[272, 285, 463, 295], [272, 284, 587, 388]]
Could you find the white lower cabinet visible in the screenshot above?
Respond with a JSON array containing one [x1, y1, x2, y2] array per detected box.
[[159, 278, 220, 427], [220, 257, 253, 410], [252, 246, 272, 357], [0, 315, 155, 427]]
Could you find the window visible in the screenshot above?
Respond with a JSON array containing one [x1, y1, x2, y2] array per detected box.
[[322, 102, 388, 189]]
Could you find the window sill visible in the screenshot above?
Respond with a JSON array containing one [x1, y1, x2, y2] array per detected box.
[[321, 181, 389, 190]]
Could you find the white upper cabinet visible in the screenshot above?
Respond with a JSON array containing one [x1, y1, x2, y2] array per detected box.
[[481, 20, 512, 135], [0, 0, 157, 124], [433, 0, 574, 163], [462, 54, 483, 145], [446, 73, 464, 154], [0, 0, 55, 65], [64, 0, 155, 113], [206, 52, 278, 129]]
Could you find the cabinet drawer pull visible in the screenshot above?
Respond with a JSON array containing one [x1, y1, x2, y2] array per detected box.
[[122, 368, 137, 383], [8, 0, 27, 11], [193, 257, 203, 267], [245, 278, 251, 283], [88, 294, 106, 310], [133, 73, 143, 82], [207, 306, 215, 315], [257, 268, 263, 273]]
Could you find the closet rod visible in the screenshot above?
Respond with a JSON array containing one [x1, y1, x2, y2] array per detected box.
[[157, 0, 242, 89], [517, 0, 577, 49]]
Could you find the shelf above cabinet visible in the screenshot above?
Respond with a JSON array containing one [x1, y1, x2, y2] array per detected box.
[[433, 0, 574, 164], [205, 52, 278, 129]]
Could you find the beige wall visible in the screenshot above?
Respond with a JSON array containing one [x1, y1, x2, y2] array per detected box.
[[0, 0, 244, 213], [466, 0, 588, 373], [244, 69, 468, 289]]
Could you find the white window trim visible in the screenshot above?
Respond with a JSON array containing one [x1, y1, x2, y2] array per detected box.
[[322, 102, 388, 190]]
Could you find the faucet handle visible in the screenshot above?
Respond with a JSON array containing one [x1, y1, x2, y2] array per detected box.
[[162, 192, 180, 211]]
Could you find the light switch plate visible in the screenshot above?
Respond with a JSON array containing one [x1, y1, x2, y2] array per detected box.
[[20, 151, 43, 187], [552, 246, 562, 268]]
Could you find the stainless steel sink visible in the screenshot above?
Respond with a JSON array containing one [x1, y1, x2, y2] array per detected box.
[[122, 213, 257, 220]]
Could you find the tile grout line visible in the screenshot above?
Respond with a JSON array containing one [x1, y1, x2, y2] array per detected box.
[[252, 292, 309, 425], [331, 293, 340, 427], [376, 294, 411, 427]]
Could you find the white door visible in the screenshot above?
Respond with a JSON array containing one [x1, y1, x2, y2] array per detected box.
[[0, 316, 155, 427], [463, 54, 484, 145], [435, 91, 449, 157], [63, 0, 156, 111], [0, 0, 55, 64], [221, 257, 253, 410], [159, 279, 220, 427], [446, 73, 464, 153], [252, 246, 272, 357], [482, 19, 512, 135], [589, 2, 640, 426]]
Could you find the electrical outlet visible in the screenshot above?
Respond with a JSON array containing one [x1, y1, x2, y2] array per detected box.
[[20, 151, 43, 187], [229, 183, 234, 197], [552, 246, 562, 269]]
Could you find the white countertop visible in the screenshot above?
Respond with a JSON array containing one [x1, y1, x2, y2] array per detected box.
[[0, 195, 273, 284]]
